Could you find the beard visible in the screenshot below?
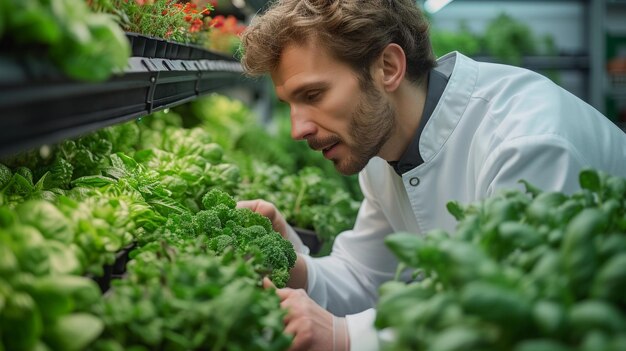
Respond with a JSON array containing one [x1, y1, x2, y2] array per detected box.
[[306, 81, 396, 175], [341, 82, 396, 174], [323, 81, 395, 175]]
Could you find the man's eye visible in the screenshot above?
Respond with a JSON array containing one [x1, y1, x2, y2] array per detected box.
[[306, 91, 321, 102]]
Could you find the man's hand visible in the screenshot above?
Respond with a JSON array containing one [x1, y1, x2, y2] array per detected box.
[[237, 199, 290, 238], [263, 278, 349, 351]]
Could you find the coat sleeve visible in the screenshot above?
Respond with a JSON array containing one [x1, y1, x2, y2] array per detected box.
[[302, 168, 400, 351], [304, 174, 398, 315]]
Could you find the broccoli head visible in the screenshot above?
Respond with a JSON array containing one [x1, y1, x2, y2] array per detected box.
[[250, 232, 296, 288], [208, 234, 235, 254], [193, 210, 222, 237], [235, 225, 268, 249], [165, 212, 196, 238], [202, 188, 236, 210], [232, 208, 273, 233], [270, 268, 291, 289]]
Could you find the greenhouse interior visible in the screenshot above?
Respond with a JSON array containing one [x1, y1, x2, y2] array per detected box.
[[1, 0, 626, 350]]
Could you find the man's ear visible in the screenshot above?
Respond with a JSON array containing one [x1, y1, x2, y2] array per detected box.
[[378, 43, 406, 92]]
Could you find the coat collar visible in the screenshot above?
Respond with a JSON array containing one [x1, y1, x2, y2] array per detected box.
[[419, 52, 479, 164], [388, 68, 449, 175]]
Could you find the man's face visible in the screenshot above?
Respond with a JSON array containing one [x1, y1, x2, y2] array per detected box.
[[271, 41, 396, 175]]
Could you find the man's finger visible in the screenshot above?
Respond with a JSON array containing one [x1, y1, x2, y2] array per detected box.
[[275, 287, 295, 301], [263, 277, 276, 289], [237, 199, 276, 220], [236, 199, 261, 210]]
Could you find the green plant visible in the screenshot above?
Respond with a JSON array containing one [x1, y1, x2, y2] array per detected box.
[[180, 95, 363, 254], [91, 0, 212, 43], [430, 22, 481, 58], [91, 244, 291, 351], [482, 13, 537, 66], [376, 169, 626, 351], [0, 111, 297, 350], [3, 0, 130, 81]]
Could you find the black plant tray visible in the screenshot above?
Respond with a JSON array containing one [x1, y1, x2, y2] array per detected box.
[[90, 243, 137, 293], [125, 32, 238, 61], [0, 33, 251, 158], [293, 227, 323, 255]]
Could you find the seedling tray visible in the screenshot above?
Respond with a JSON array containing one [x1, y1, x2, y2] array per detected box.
[[0, 33, 249, 157]]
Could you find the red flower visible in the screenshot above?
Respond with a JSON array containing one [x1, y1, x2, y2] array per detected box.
[[190, 18, 203, 32], [210, 15, 225, 28]]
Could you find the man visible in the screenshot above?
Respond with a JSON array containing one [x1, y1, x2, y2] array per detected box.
[[237, 0, 626, 350]]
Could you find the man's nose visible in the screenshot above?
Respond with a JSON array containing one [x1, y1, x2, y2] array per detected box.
[[290, 105, 317, 140]]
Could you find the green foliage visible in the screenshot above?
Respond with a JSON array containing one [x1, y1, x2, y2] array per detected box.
[[377, 169, 626, 351], [430, 22, 480, 58], [250, 232, 298, 288], [429, 12, 559, 75], [0, 109, 295, 350], [237, 165, 360, 253], [92, 247, 291, 351], [91, 0, 207, 44], [3, 0, 130, 81], [179, 94, 363, 255], [203, 187, 236, 210], [0, 164, 11, 189], [483, 13, 536, 66]]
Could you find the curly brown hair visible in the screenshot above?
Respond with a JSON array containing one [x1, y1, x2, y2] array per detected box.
[[240, 0, 436, 85]]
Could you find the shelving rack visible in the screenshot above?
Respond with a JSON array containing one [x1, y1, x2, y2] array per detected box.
[[591, 0, 626, 130], [422, 0, 626, 130], [0, 33, 252, 158]]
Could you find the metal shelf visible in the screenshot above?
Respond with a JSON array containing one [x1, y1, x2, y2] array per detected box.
[[0, 34, 251, 157]]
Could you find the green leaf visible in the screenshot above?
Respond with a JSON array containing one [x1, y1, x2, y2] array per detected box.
[[569, 300, 626, 334], [8, 173, 35, 195], [33, 171, 49, 191], [6, 0, 62, 44], [148, 198, 188, 216], [30, 275, 101, 321], [0, 242, 18, 274], [446, 201, 465, 221], [519, 179, 542, 198], [514, 339, 572, 351], [44, 313, 104, 351], [0, 163, 12, 189], [429, 326, 488, 351], [46, 241, 82, 275], [384, 232, 423, 267], [579, 169, 601, 192], [71, 175, 116, 188], [461, 281, 531, 325], [531, 300, 566, 337], [16, 200, 74, 243], [111, 152, 139, 173], [0, 292, 43, 351]]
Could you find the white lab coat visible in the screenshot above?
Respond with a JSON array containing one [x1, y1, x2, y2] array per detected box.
[[297, 52, 626, 351]]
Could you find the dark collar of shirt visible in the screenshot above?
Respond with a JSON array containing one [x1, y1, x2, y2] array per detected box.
[[388, 69, 449, 176]]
